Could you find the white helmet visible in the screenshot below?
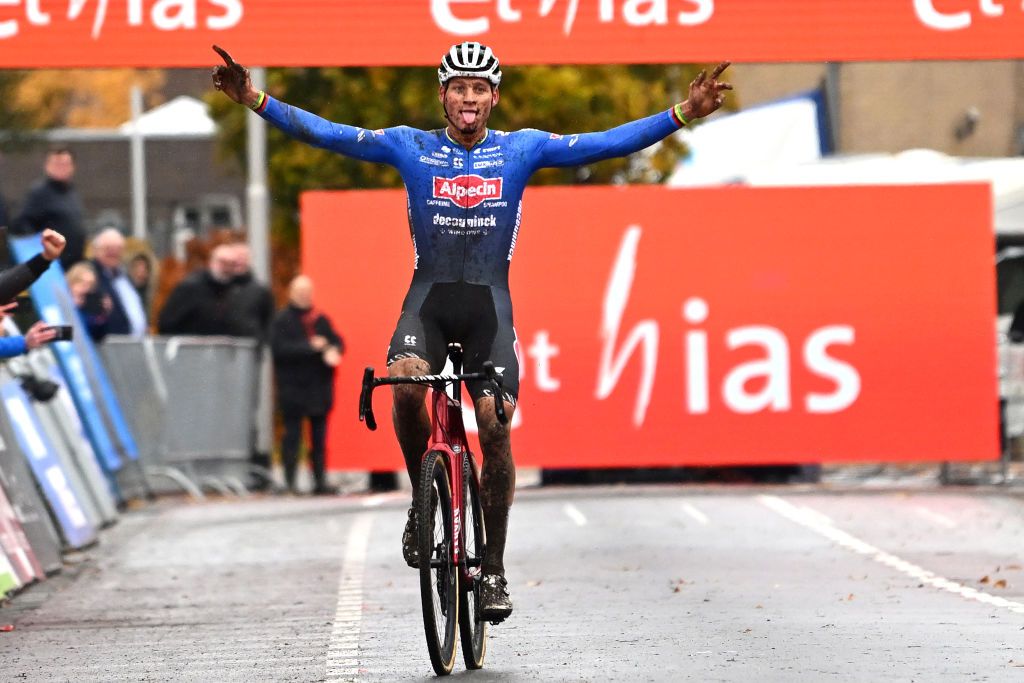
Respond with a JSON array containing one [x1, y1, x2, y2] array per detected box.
[[438, 42, 502, 88]]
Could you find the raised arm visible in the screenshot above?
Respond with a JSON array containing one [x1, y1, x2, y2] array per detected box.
[[535, 61, 732, 169], [0, 229, 65, 303], [211, 45, 398, 165]]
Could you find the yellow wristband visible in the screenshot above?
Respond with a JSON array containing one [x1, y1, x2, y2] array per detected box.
[[672, 103, 689, 126], [249, 90, 266, 112]]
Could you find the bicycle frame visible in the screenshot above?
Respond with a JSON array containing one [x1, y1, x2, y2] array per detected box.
[[427, 364, 472, 572], [359, 349, 505, 582]]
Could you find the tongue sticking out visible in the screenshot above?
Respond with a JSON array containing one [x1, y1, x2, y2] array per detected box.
[[460, 111, 477, 126]]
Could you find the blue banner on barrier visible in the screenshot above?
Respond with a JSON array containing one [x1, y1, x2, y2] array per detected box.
[[9, 237, 139, 468], [0, 380, 96, 549]]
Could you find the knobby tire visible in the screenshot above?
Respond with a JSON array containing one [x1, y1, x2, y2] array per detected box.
[[458, 453, 487, 669], [418, 451, 459, 675]]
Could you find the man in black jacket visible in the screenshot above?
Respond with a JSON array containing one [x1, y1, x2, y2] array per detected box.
[[271, 275, 344, 495], [157, 243, 237, 336], [13, 148, 85, 271], [226, 243, 274, 342]]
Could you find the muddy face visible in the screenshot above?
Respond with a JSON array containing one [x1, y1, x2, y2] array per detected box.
[[440, 77, 499, 140]]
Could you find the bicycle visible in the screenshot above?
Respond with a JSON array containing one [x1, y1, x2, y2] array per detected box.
[[358, 343, 508, 676]]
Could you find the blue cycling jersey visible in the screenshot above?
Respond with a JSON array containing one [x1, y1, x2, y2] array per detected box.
[[259, 96, 683, 289]]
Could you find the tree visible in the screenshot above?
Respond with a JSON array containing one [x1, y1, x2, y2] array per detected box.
[[208, 64, 719, 246], [10, 69, 166, 129]]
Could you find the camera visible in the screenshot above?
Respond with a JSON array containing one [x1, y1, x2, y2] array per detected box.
[[46, 325, 74, 342]]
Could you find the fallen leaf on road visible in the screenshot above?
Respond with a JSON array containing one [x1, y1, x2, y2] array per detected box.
[[1005, 564, 1022, 571], [980, 575, 991, 584], [994, 579, 1008, 589], [0, 625, 13, 632], [526, 580, 542, 588]]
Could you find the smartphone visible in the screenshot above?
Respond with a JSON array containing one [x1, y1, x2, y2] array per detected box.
[[46, 325, 74, 342]]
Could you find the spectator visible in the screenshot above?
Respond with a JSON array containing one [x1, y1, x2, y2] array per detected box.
[[0, 301, 58, 357], [90, 228, 147, 338], [13, 147, 86, 270], [225, 242, 276, 487], [157, 243, 236, 336], [271, 275, 344, 495], [0, 228, 67, 355], [127, 252, 154, 314], [66, 261, 111, 341], [227, 243, 274, 341]]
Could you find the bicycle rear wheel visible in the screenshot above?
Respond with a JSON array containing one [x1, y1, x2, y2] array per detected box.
[[459, 454, 487, 669], [418, 451, 459, 675]]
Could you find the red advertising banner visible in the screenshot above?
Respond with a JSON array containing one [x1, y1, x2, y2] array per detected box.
[[303, 184, 998, 471], [0, 1, 1022, 68]]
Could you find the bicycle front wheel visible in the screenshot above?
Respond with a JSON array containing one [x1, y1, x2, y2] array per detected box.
[[459, 453, 487, 669], [418, 451, 459, 675]]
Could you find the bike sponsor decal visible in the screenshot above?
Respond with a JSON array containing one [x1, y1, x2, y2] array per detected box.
[[473, 159, 504, 169], [432, 175, 503, 209]]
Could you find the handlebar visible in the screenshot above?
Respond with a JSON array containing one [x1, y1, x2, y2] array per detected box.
[[358, 362, 508, 431]]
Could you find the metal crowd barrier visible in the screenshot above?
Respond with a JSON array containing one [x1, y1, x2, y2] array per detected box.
[[100, 335, 268, 498]]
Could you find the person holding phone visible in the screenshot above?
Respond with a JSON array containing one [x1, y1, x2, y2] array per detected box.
[[0, 228, 71, 357]]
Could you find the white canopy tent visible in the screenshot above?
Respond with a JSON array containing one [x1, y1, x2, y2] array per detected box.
[[664, 96, 1024, 236]]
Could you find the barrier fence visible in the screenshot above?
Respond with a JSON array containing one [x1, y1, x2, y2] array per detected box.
[[99, 335, 265, 498], [0, 328, 269, 602]]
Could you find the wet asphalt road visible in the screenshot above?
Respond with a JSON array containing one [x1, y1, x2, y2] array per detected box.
[[1, 485, 1023, 682]]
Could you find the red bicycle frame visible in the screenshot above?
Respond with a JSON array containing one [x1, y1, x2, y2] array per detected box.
[[358, 351, 505, 578]]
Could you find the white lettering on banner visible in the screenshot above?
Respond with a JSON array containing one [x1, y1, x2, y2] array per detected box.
[[723, 327, 791, 414], [683, 297, 709, 413], [804, 326, 860, 413], [25, 0, 48, 25], [0, 0, 242, 39], [528, 330, 561, 391], [596, 225, 659, 427], [433, 0, 713, 36], [913, 0, 1014, 31], [595, 227, 861, 421]]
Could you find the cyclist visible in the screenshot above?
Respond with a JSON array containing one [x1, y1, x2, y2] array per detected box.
[[212, 43, 731, 623]]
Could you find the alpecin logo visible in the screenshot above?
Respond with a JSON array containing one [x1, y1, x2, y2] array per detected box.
[[433, 175, 503, 209]]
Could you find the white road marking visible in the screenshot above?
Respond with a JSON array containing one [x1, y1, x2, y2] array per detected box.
[[325, 513, 374, 682], [759, 495, 1024, 616], [361, 493, 404, 507], [681, 503, 709, 525], [913, 506, 957, 529], [563, 503, 587, 526]]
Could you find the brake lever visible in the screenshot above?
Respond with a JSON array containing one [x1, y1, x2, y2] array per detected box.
[[482, 361, 508, 425], [359, 367, 377, 431]]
